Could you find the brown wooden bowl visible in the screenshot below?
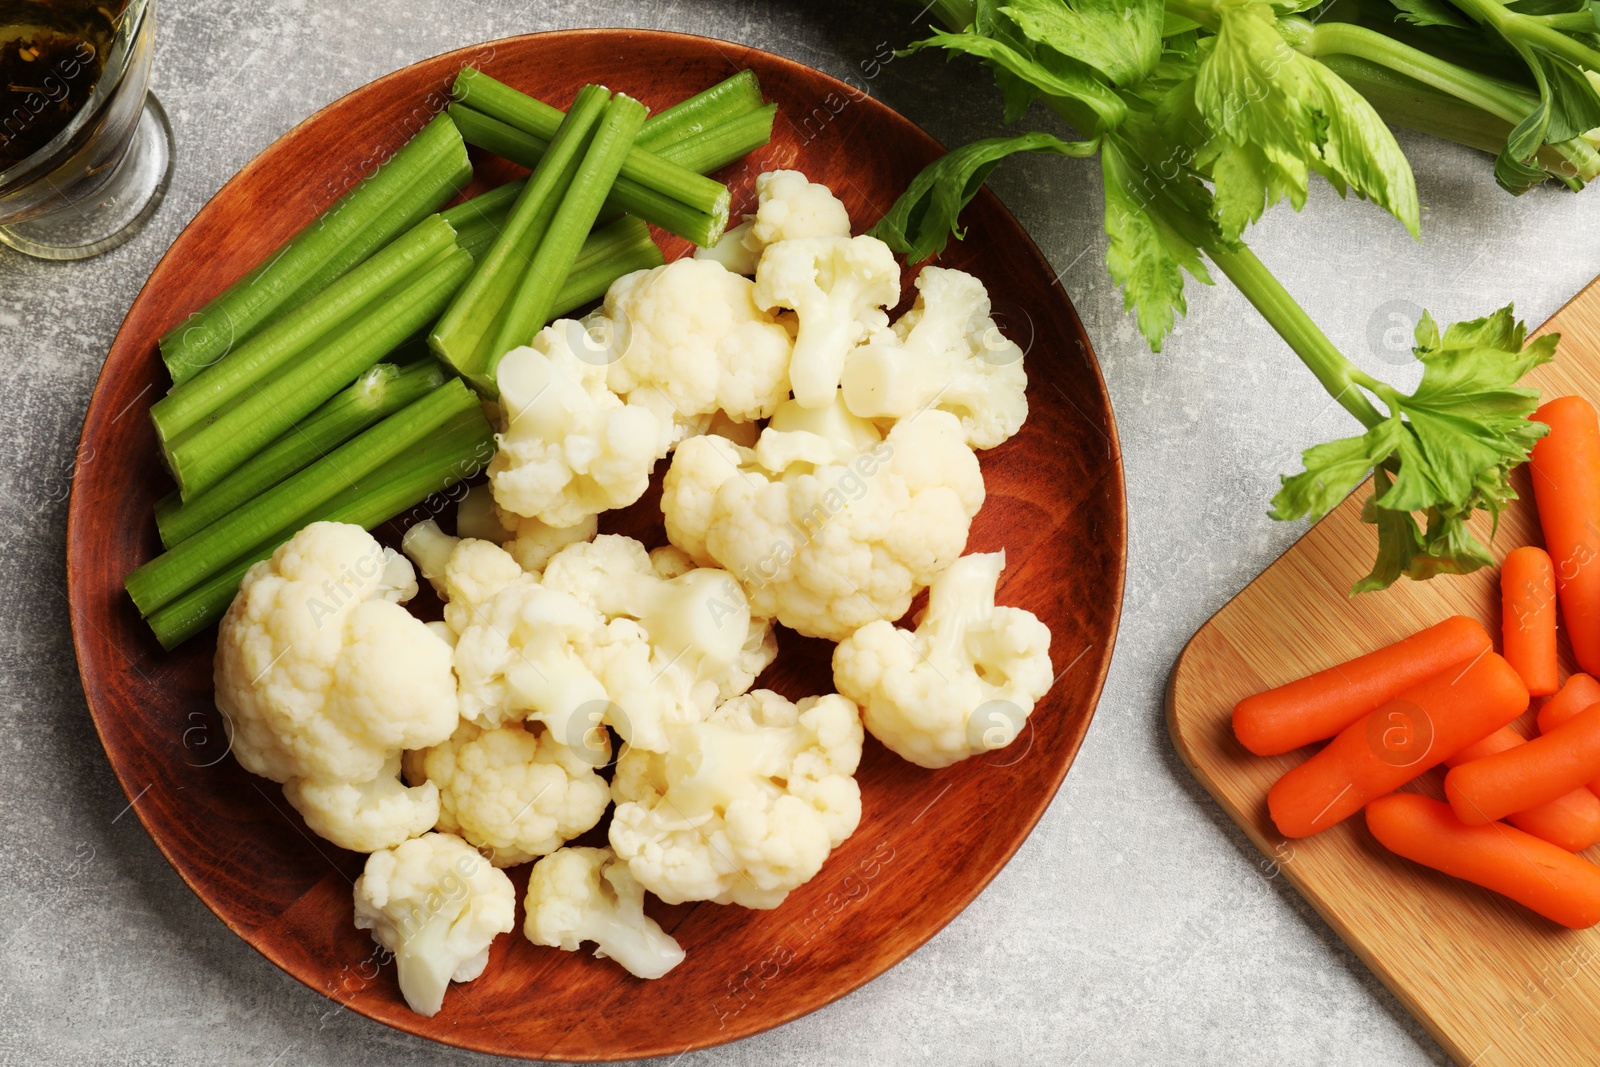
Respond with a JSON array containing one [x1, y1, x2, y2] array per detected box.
[[65, 28, 1126, 1061]]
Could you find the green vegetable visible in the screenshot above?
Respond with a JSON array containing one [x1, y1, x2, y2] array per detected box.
[[635, 69, 766, 151], [127, 379, 485, 618], [431, 85, 611, 394], [144, 407, 495, 649], [549, 215, 665, 319], [490, 93, 649, 367], [149, 215, 459, 446], [153, 360, 445, 549], [450, 103, 726, 247], [880, 0, 1582, 588], [652, 102, 779, 174], [159, 113, 471, 385], [452, 69, 728, 225], [164, 247, 474, 500]]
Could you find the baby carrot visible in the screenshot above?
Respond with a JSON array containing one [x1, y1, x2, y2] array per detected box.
[[1501, 546, 1559, 696], [1268, 652, 1528, 838], [1537, 673, 1600, 733], [1445, 726, 1600, 851], [1446, 702, 1600, 825], [1530, 396, 1600, 677], [1233, 616, 1492, 756], [1366, 793, 1600, 929]]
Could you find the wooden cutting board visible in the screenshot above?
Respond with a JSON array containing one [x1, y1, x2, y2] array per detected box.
[[1168, 275, 1600, 1067]]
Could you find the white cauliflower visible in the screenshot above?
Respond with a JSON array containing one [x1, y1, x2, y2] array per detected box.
[[833, 551, 1054, 768], [752, 234, 899, 409], [449, 486, 599, 577], [523, 846, 685, 980], [352, 833, 515, 1017], [453, 483, 514, 544], [215, 522, 459, 786], [401, 524, 611, 735], [661, 396, 985, 641], [283, 754, 439, 853], [419, 720, 611, 867], [840, 266, 1029, 449], [541, 535, 777, 752], [488, 324, 662, 529], [598, 258, 793, 445], [695, 169, 852, 276], [609, 689, 863, 909]]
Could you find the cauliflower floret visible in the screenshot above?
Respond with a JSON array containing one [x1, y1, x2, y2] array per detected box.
[[402, 521, 523, 635], [523, 846, 685, 979], [609, 689, 863, 909], [662, 396, 985, 641], [449, 485, 600, 577], [352, 833, 515, 1017], [834, 551, 1054, 768], [215, 522, 458, 785], [752, 234, 900, 408], [695, 170, 852, 276], [541, 535, 776, 751], [598, 258, 793, 446], [454, 483, 514, 544], [841, 266, 1029, 449], [504, 513, 598, 575], [283, 754, 439, 853], [419, 721, 611, 867], [487, 323, 663, 529]]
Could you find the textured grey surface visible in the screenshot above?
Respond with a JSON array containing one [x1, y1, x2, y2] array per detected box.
[[2, 2, 1598, 1065]]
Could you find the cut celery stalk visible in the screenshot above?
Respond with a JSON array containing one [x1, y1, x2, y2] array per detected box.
[[635, 70, 765, 151], [654, 103, 777, 174], [153, 360, 446, 549], [150, 215, 459, 445], [127, 379, 484, 617], [165, 247, 474, 500], [159, 113, 470, 385], [489, 93, 648, 372], [431, 85, 610, 393]]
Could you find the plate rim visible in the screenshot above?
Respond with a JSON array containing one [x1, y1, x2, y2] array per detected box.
[[66, 25, 1128, 1059]]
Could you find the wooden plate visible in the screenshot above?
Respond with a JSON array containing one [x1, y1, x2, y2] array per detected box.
[[1168, 281, 1600, 1066], [66, 29, 1125, 1060]]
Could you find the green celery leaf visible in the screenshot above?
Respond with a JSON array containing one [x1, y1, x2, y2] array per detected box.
[[1193, 1, 1421, 238], [974, 0, 1047, 121], [1099, 133, 1216, 348], [870, 132, 1098, 261], [1389, 0, 1476, 29], [907, 29, 1129, 131], [1273, 305, 1555, 591], [1000, 0, 1164, 84]]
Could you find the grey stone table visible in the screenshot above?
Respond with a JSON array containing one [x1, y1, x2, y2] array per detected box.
[[3, 2, 1597, 1064]]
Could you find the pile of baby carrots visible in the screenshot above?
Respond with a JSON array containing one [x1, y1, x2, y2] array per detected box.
[[1232, 395, 1600, 930]]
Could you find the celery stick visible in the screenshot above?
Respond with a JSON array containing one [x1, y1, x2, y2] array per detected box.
[[154, 360, 445, 549], [655, 103, 777, 174], [440, 179, 525, 232], [550, 215, 663, 319], [490, 94, 648, 370], [150, 215, 459, 445], [145, 409, 496, 649], [431, 86, 610, 392], [166, 247, 475, 500], [453, 71, 727, 221], [127, 379, 484, 616], [636, 70, 765, 152], [454, 214, 503, 261], [160, 113, 470, 385]]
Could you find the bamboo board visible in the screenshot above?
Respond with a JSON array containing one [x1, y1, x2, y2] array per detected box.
[[1168, 276, 1600, 1067]]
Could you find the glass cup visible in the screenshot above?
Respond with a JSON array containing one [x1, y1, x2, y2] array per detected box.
[[0, 0, 173, 260]]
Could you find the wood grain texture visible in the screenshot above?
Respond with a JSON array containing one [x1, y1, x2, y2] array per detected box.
[[1169, 278, 1600, 1067], [64, 30, 1127, 1060]]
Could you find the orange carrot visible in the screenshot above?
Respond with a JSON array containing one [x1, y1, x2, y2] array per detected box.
[[1444, 726, 1600, 851], [1446, 703, 1600, 825], [1501, 546, 1559, 696], [1530, 396, 1600, 677], [1268, 652, 1528, 838], [1233, 616, 1492, 757], [1366, 794, 1600, 928], [1537, 673, 1600, 734]]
